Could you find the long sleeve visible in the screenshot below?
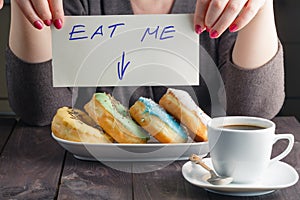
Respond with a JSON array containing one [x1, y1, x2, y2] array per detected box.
[[4, 0, 88, 126], [217, 31, 285, 119], [5, 47, 77, 126]]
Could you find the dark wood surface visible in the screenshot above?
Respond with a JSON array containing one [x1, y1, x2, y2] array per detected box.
[[0, 116, 299, 200], [0, 121, 65, 199], [57, 153, 133, 200], [0, 118, 16, 152]]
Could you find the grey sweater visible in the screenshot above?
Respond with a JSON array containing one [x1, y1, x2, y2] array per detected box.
[[6, 0, 285, 126]]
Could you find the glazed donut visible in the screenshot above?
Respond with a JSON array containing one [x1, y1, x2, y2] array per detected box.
[[51, 107, 113, 143], [84, 93, 150, 144], [159, 88, 211, 142], [129, 97, 188, 143]]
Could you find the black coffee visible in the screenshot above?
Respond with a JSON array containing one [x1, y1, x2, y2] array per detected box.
[[221, 124, 266, 130]]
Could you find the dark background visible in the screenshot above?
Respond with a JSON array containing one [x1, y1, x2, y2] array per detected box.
[[274, 0, 300, 120], [0, 1, 299, 120]]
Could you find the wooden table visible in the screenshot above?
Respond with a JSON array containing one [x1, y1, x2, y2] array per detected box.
[[0, 116, 299, 200]]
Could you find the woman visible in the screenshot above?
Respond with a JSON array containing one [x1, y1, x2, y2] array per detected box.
[[4, 0, 284, 126]]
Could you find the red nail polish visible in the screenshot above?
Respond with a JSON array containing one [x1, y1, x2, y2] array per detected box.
[[210, 30, 219, 38], [229, 24, 238, 32], [195, 24, 203, 34], [54, 19, 62, 29], [44, 19, 52, 26], [33, 20, 43, 30]]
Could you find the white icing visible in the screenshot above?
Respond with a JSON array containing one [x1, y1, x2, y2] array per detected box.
[[167, 88, 211, 125]]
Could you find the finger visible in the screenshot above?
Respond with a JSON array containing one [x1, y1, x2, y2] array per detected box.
[[194, 0, 210, 34], [49, 0, 64, 29], [0, 0, 3, 9], [210, 0, 247, 38], [30, 0, 52, 26], [229, 0, 263, 32], [15, 0, 44, 30], [205, 0, 229, 29]]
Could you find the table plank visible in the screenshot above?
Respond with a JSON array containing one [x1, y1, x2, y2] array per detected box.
[[132, 161, 208, 200], [272, 117, 300, 197], [272, 116, 299, 161], [133, 160, 299, 200], [0, 116, 297, 200], [270, 139, 300, 200], [274, 140, 300, 200], [203, 117, 300, 199], [183, 179, 210, 200], [273, 116, 300, 141], [132, 117, 300, 200], [57, 153, 133, 200], [0, 118, 16, 152], [0, 121, 65, 199]]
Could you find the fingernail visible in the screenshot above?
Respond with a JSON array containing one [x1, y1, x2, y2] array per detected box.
[[210, 30, 219, 38], [44, 19, 52, 26], [229, 24, 238, 32], [33, 20, 43, 30], [54, 19, 62, 29], [195, 24, 203, 34]]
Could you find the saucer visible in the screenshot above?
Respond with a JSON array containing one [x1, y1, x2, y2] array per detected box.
[[182, 158, 299, 196]]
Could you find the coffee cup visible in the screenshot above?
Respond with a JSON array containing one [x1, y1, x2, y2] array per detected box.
[[207, 116, 294, 184]]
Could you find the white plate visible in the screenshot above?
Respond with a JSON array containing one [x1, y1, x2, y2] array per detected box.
[[182, 158, 299, 197], [52, 133, 208, 161]]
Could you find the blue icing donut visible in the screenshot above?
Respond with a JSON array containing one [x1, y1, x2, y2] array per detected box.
[[138, 97, 188, 140]]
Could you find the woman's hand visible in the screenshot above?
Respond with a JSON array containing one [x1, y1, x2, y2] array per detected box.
[[14, 0, 64, 30], [0, 0, 3, 9], [194, 0, 267, 38]]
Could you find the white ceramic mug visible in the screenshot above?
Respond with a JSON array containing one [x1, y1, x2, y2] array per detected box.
[[207, 116, 294, 184]]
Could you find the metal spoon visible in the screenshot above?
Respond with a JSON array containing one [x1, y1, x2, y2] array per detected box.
[[189, 154, 233, 185]]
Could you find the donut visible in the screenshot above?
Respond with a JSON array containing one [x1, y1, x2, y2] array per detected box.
[[129, 97, 188, 143], [84, 93, 150, 143], [159, 88, 211, 142], [51, 107, 113, 143]]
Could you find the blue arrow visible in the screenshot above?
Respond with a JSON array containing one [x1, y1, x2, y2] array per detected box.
[[117, 51, 130, 80]]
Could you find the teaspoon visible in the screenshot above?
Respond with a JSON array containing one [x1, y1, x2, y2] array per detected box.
[[189, 154, 233, 185]]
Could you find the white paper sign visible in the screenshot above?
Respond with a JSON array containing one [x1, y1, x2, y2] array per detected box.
[[52, 14, 199, 87]]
